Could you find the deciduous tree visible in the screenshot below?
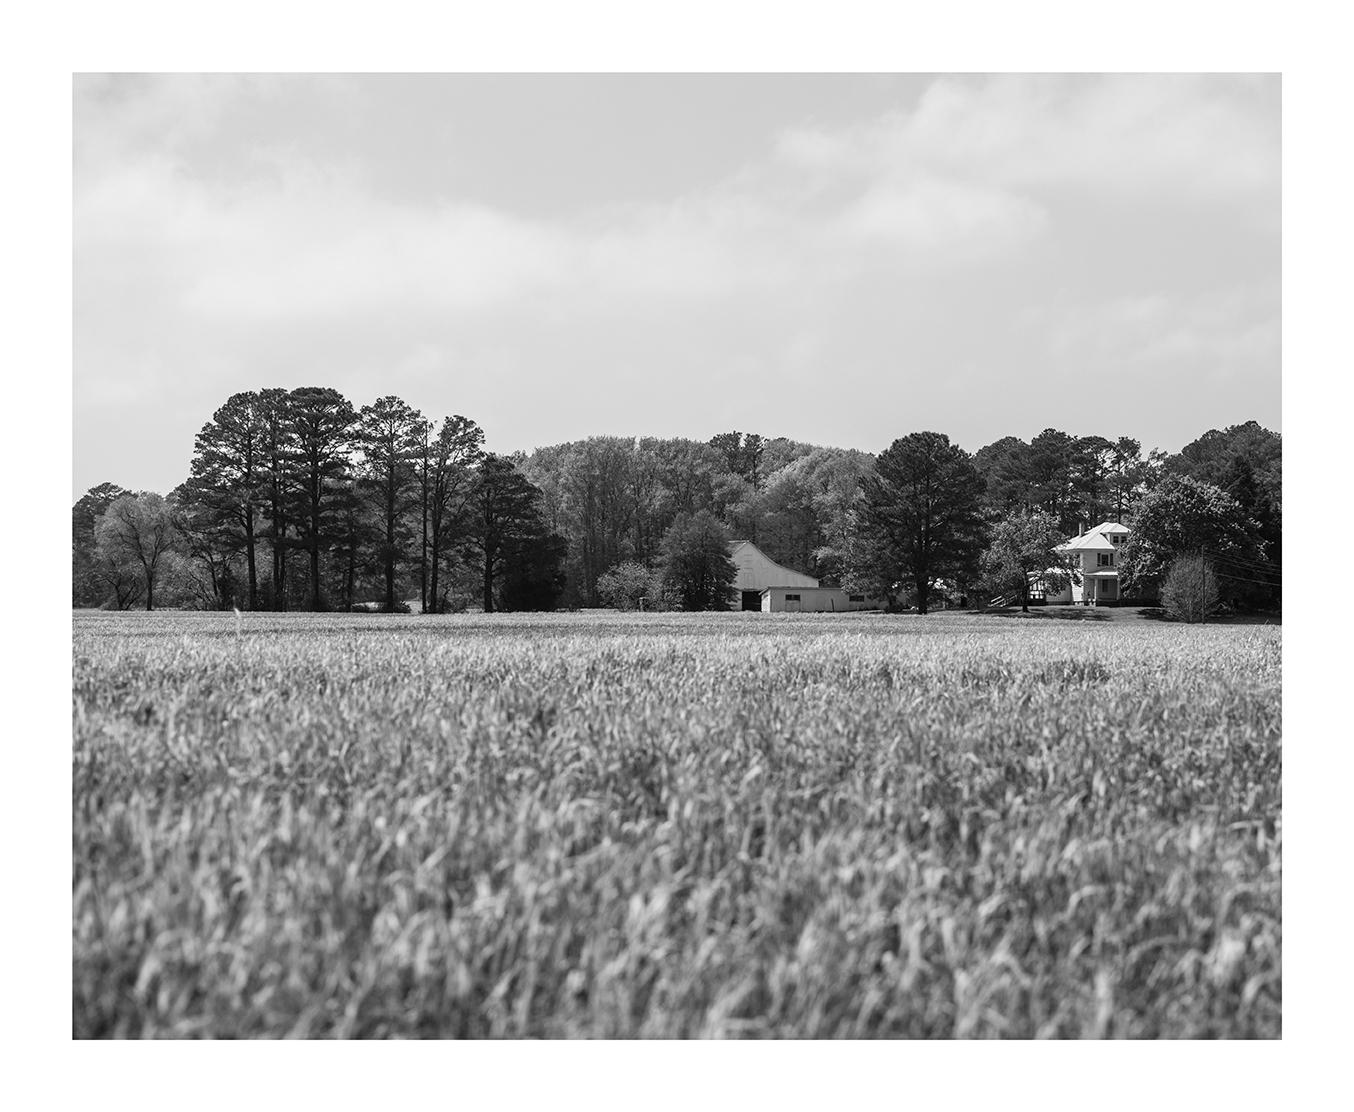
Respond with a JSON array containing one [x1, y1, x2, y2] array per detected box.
[[980, 509, 1073, 612], [1160, 553, 1221, 624], [1121, 474, 1264, 601], [96, 493, 178, 611], [658, 510, 737, 611], [73, 482, 130, 607]]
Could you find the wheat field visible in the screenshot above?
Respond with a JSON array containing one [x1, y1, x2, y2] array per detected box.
[[72, 610, 1281, 1038]]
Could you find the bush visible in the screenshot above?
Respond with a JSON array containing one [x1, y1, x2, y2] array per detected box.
[[1160, 553, 1220, 623], [597, 561, 659, 611]]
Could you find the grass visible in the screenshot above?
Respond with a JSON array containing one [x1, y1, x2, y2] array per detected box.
[[72, 610, 1281, 1038]]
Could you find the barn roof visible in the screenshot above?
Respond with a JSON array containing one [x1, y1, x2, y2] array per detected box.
[[729, 540, 820, 589]]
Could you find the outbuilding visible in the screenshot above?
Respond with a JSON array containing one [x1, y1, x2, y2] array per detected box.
[[760, 586, 876, 612], [729, 539, 819, 611]]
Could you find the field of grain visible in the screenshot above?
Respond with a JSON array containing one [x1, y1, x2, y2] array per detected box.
[[72, 610, 1281, 1038]]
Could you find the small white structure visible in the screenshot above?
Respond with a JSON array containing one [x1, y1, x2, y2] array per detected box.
[[760, 586, 876, 612], [1037, 521, 1130, 605]]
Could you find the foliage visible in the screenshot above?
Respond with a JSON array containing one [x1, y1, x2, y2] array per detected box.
[[1120, 474, 1264, 601], [87, 533, 144, 610], [597, 561, 659, 610], [355, 395, 425, 612], [1168, 421, 1281, 507], [852, 432, 986, 615], [755, 447, 872, 584], [284, 387, 357, 612], [708, 431, 766, 489], [94, 492, 178, 611], [170, 480, 242, 610], [497, 531, 568, 613], [73, 386, 1281, 617], [1166, 422, 1281, 608], [973, 432, 1159, 529], [464, 454, 564, 612], [73, 611, 1281, 1038], [980, 509, 1074, 612], [658, 511, 738, 611], [426, 415, 486, 613], [1160, 553, 1222, 624], [73, 482, 131, 607], [187, 391, 266, 609]]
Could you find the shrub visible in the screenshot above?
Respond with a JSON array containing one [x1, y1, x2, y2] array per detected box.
[[1160, 553, 1220, 623], [596, 562, 657, 610]]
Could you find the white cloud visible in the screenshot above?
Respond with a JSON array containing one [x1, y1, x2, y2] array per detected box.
[[73, 75, 1280, 495], [775, 74, 1278, 204], [832, 178, 1046, 257]]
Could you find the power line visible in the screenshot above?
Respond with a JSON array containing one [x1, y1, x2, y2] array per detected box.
[[1202, 550, 1282, 575], [1209, 559, 1281, 580], [1214, 569, 1282, 588]]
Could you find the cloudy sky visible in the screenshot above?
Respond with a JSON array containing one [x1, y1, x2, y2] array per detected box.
[[73, 73, 1279, 496]]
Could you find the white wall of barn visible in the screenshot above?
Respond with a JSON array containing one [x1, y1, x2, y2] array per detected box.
[[761, 587, 876, 613]]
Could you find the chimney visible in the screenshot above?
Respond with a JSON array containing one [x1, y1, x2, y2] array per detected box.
[[1078, 522, 1084, 536]]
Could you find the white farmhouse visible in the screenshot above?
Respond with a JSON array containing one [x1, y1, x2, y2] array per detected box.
[[1038, 521, 1131, 605]]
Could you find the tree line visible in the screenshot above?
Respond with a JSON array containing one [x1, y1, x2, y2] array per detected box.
[[73, 389, 565, 614], [72, 389, 1281, 615]]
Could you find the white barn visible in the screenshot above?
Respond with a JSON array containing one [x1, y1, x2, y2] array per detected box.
[[729, 540, 881, 612], [729, 540, 818, 610]]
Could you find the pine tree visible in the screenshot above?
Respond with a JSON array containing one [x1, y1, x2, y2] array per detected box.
[[355, 396, 425, 612], [187, 391, 265, 609], [283, 387, 356, 611], [854, 432, 985, 615]]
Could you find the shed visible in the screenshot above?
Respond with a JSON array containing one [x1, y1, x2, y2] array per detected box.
[[760, 586, 877, 613]]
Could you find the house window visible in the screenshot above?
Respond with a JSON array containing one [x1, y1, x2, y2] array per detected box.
[[848, 594, 865, 602], [785, 594, 800, 601], [1097, 553, 1114, 567]]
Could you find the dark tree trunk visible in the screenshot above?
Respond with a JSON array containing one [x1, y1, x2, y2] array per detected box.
[[277, 544, 287, 612], [1021, 579, 1030, 613], [420, 453, 429, 614], [382, 523, 394, 612], [309, 479, 323, 611], [429, 513, 441, 614], [483, 561, 495, 613], [272, 501, 288, 612], [244, 514, 258, 610]]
